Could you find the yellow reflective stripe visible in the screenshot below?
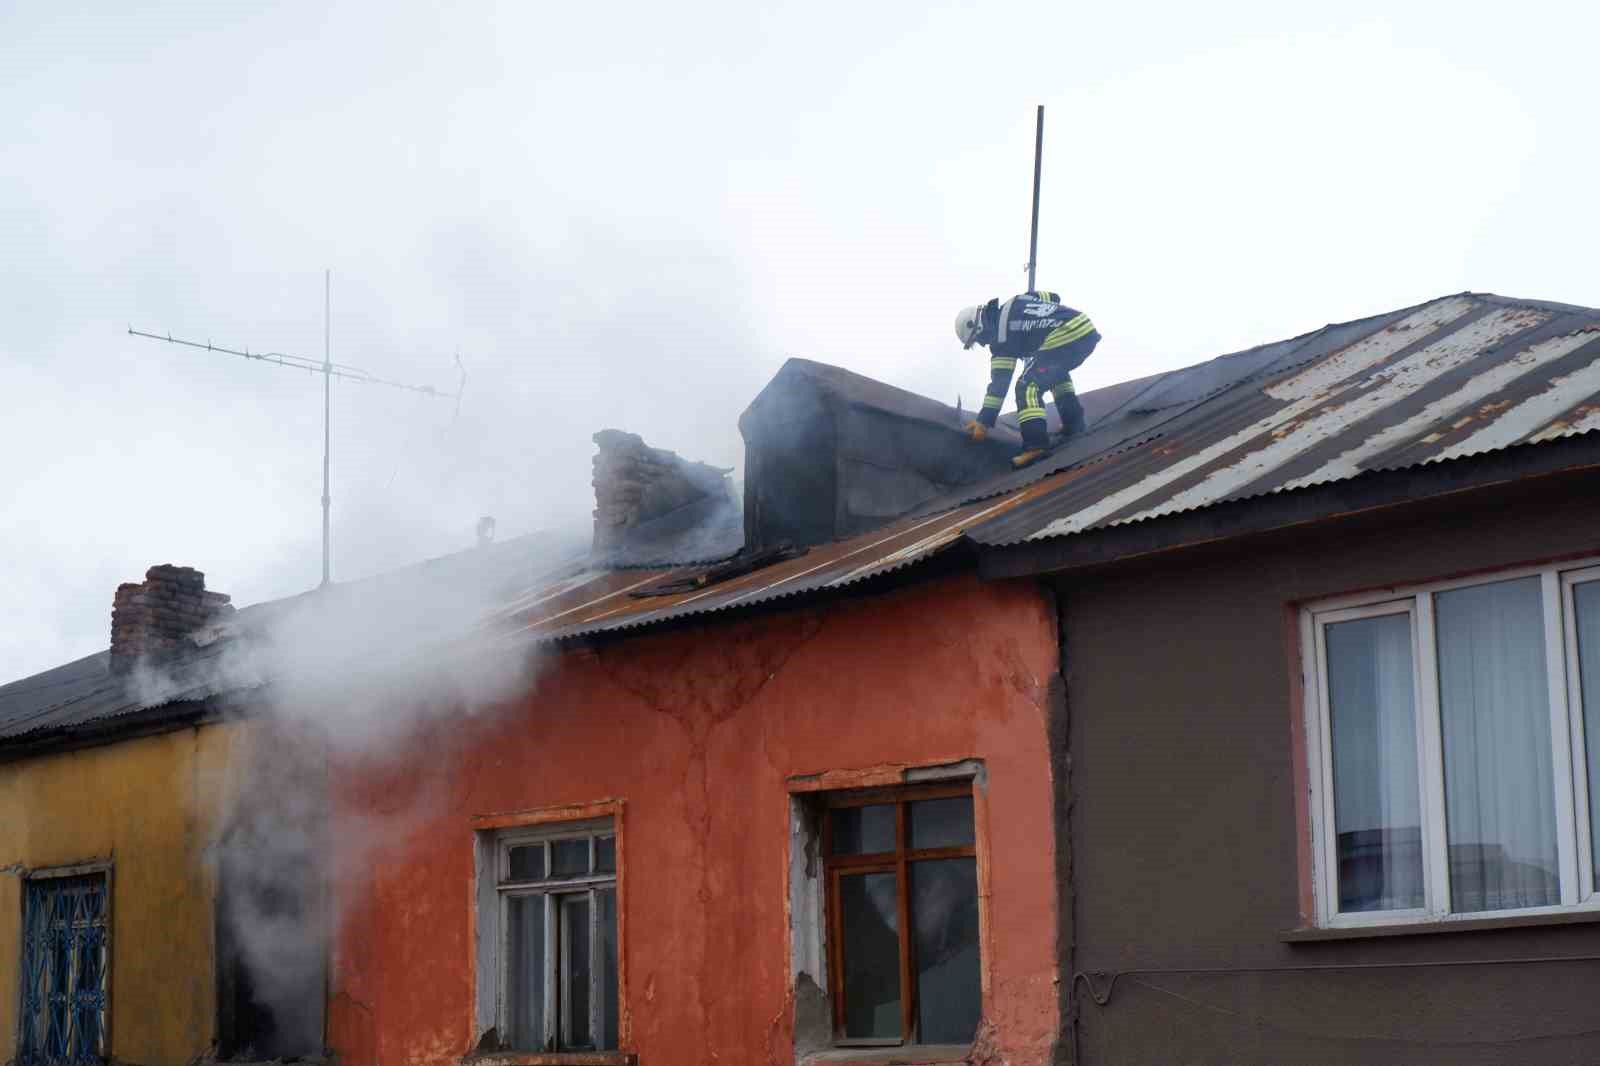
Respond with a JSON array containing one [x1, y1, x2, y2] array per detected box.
[[1039, 317, 1096, 351], [990, 356, 1017, 371], [1052, 379, 1076, 396], [1017, 384, 1046, 421], [981, 395, 1003, 409]]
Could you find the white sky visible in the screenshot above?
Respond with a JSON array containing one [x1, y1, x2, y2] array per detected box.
[[3, 0, 1596, 680]]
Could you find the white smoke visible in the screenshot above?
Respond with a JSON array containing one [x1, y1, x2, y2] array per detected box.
[[137, 530, 591, 1059]]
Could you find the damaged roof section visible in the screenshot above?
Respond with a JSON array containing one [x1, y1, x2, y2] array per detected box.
[[489, 485, 1047, 644], [589, 429, 742, 568], [493, 292, 1600, 640]]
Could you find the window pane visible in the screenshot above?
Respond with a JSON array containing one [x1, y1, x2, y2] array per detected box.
[[508, 845, 545, 882], [1324, 614, 1424, 912], [908, 796, 975, 850], [551, 839, 590, 879], [1437, 578, 1559, 911], [598, 888, 619, 1050], [560, 894, 592, 1049], [839, 872, 901, 1039], [1575, 581, 1600, 884], [910, 858, 981, 1044], [595, 836, 616, 874], [505, 895, 544, 1049], [832, 805, 896, 855]]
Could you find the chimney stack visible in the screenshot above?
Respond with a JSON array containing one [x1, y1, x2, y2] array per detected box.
[[590, 430, 732, 552], [110, 564, 235, 674]]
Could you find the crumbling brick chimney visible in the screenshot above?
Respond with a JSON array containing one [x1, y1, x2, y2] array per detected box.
[[591, 430, 733, 552], [110, 564, 235, 674]]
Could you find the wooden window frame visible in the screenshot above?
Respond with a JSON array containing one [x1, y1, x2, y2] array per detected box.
[[820, 782, 977, 1046], [1301, 556, 1600, 929], [493, 819, 618, 1054]]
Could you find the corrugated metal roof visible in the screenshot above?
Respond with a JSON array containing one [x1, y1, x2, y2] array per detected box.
[[490, 484, 1059, 643], [498, 291, 1600, 641], [0, 645, 235, 743], [9, 291, 1600, 748], [965, 293, 1600, 546]]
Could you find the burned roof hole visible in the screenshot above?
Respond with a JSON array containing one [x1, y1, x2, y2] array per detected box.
[[630, 543, 809, 598]]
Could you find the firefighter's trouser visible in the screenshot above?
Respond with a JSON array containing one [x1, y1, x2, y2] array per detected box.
[[1016, 333, 1098, 450]]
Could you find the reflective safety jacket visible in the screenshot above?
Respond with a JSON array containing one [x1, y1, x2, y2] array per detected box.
[[975, 291, 1099, 427], [986, 290, 1097, 359]]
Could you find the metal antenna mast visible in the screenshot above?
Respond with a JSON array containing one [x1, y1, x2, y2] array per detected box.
[[129, 271, 461, 587], [322, 270, 332, 587], [1027, 104, 1044, 292]]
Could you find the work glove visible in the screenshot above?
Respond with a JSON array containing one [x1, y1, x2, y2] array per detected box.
[[963, 421, 988, 443]]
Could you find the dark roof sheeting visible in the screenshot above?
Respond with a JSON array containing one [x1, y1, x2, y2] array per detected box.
[[745, 357, 1025, 444]]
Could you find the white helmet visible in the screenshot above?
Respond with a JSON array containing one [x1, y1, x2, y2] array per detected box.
[[954, 304, 984, 349]]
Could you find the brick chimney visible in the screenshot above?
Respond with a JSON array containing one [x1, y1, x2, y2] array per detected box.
[[591, 430, 733, 552], [110, 564, 235, 674]]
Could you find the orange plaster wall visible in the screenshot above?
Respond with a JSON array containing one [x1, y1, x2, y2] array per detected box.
[[327, 573, 1062, 1066]]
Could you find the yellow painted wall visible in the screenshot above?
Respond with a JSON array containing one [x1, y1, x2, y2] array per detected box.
[[0, 719, 253, 1066]]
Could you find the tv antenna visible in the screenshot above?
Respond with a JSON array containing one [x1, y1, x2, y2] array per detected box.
[[129, 270, 463, 588]]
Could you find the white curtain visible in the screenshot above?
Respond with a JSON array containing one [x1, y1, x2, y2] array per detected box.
[[1437, 577, 1559, 911], [1326, 613, 1424, 911], [1574, 581, 1600, 885]]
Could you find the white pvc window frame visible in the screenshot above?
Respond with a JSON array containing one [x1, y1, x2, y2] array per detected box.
[[492, 817, 617, 1052], [1302, 557, 1600, 928]]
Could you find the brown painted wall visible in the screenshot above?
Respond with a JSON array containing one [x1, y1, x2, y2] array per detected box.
[[326, 573, 1063, 1066], [1058, 476, 1600, 1065]]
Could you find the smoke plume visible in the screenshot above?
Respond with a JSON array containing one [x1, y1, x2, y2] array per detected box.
[[136, 531, 589, 1060]]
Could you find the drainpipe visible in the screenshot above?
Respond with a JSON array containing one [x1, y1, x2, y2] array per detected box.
[[1042, 578, 1080, 1065]]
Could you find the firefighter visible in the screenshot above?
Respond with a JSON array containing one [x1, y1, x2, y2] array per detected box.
[[954, 291, 1100, 467]]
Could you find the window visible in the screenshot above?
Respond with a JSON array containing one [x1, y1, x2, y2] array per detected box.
[[822, 785, 982, 1046], [1303, 561, 1600, 927], [18, 870, 109, 1066], [493, 821, 619, 1052]]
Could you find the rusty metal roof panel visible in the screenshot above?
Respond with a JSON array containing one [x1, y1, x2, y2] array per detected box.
[[966, 293, 1600, 547], [392, 293, 1600, 644], [493, 484, 1062, 644]]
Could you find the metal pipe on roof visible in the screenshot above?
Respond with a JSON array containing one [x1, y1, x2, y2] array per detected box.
[[1027, 105, 1044, 293]]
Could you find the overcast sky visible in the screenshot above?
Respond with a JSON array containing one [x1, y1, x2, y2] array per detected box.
[[4, 0, 1597, 680]]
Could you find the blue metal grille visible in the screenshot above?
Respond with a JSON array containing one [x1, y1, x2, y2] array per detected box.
[[18, 874, 108, 1066]]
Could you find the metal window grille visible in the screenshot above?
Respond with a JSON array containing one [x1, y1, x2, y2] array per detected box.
[[497, 825, 619, 1052], [17, 874, 109, 1066]]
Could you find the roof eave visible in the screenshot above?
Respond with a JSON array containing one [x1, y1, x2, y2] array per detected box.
[[976, 432, 1600, 581], [0, 695, 229, 766]]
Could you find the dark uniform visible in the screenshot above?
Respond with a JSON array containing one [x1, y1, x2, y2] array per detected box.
[[972, 290, 1100, 451]]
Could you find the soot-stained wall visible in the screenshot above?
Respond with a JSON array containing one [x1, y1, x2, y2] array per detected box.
[[326, 573, 1063, 1066], [1058, 477, 1600, 1066]]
